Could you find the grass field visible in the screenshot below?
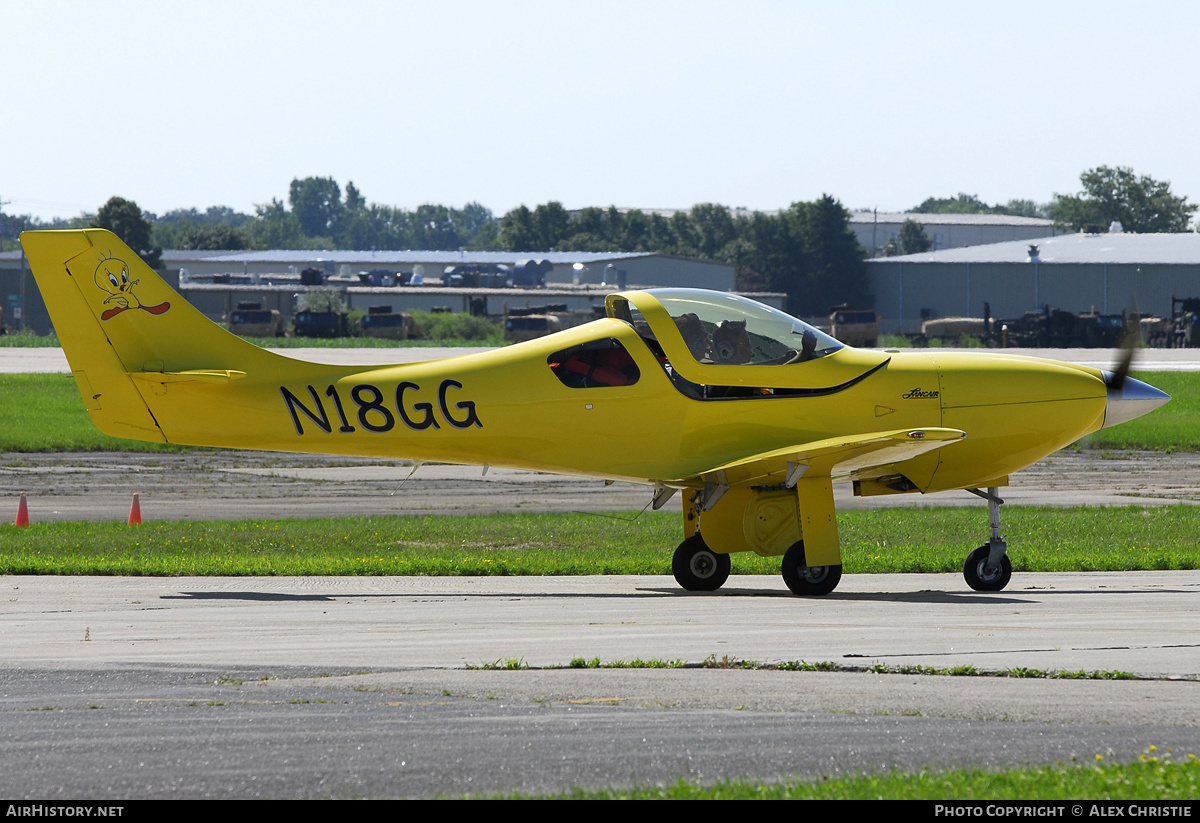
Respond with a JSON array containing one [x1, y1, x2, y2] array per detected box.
[[0, 370, 1193, 453], [517, 752, 1200, 799], [0, 374, 187, 452], [2, 506, 1197, 576]]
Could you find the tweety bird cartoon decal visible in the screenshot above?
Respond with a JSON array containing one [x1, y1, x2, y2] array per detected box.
[[94, 253, 170, 320]]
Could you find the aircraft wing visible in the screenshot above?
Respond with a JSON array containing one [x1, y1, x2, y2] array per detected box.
[[677, 427, 966, 490]]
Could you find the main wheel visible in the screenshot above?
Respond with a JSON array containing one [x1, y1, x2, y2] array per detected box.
[[963, 545, 1012, 592], [672, 534, 731, 591], [781, 541, 842, 596]]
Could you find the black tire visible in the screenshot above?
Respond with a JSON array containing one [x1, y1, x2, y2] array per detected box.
[[963, 545, 1012, 592], [672, 534, 731, 591], [781, 541, 842, 596]]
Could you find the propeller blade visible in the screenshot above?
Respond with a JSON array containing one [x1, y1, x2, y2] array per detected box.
[[1107, 342, 1134, 391], [1108, 290, 1142, 392]]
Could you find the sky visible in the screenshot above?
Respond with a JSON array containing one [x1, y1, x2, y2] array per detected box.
[[4, 0, 1200, 223]]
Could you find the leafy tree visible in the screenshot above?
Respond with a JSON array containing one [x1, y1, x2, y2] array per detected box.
[[899, 219, 931, 253], [1001, 199, 1046, 218], [457, 202, 494, 238], [616, 208, 651, 251], [570, 207, 607, 242], [344, 181, 366, 212], [465, 216, 501, 250], [177, 223, 256, 251], [498, 205, 537, 251], [0, 208, 48, 250], [734, 266, 768, 292], [689, 203, 738, 259], [296, 287, 346, 314], [787, 195, 870, 315], [289, 176, 344, 237], [1048, 166, 1197, 233], [664, 210, 697, 257], [884, 219, 931, 256], [912, 193, 997, 214], [530, 201, 571, 250], [151, 205, 255, 249], [92, 196, 162, 268], [409, 204, 460, 249], [646, 212, 676, 252], [910, 194, 1045, 218], [244, 198, 313, 250]]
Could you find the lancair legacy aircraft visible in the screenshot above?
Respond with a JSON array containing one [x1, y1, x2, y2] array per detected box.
[[21, 229, 1170, 596]]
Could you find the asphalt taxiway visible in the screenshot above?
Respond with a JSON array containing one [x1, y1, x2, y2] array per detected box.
[[2, 572, 1199, 798]]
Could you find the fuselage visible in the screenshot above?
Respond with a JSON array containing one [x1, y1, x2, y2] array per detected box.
[[147, 314, 1112, 494]]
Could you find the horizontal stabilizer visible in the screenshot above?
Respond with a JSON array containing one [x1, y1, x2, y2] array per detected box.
[[131, 369, 248, 385]]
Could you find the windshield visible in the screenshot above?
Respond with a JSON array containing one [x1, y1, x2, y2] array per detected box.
[[632, 289, 843, 365]]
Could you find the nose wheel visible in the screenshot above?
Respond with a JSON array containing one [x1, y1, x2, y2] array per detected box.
[[963, 487, 1012, 591], [964, 544, 1012, 591], [672, 534, 731, 591]]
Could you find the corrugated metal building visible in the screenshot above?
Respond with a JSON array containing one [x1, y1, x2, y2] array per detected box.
[[0, 246, 735, 334], [850, 211, 1059, 257], [865, 232, 1200, 333], [170, 249, 733, 291]]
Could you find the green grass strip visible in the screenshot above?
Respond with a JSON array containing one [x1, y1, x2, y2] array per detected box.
[[0, 374, 190, 452], [500, 751, 1200, 799], [1080, 371, 1200, 451], [1, 507, 1197, 576]]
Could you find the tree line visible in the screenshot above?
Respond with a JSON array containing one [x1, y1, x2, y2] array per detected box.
[[884, 166, 1198, 256], [2, 165, 1195, 315]]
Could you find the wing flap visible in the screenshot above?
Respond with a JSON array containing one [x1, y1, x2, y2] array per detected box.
[[681, 427, 965, 489]]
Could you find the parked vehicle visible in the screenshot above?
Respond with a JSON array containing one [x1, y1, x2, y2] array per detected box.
[[293, 308, 350, 338], [227, 302, 283, 337], [358, 305, 421, 340], [828, 306, 879, 347]]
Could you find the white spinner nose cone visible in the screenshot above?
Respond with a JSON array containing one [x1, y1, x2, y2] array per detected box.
[[1102, 373, 1171, 429]]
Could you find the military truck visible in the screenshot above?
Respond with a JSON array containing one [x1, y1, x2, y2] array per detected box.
[[293, 308, 350, 338], [1168, 297, 1200, 347], [227, 301, 283, 337], [991, 306, 1126, 348], [828, 306, 879, 347], [503, 304, 602, 343], [358, 305, 421, 340]]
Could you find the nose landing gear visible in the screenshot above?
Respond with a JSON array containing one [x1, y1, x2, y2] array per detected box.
[[963, 487, 1012, 592]]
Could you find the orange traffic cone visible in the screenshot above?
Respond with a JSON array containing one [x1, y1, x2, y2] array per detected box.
[[15, 492, 29, 527], [127, 493, 142, 526]]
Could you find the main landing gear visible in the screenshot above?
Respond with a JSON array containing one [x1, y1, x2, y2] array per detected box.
[[963, 487, 1012, 592], [781, 541, 842, 596], [672, 534, 731, 591], [671, 534, 843, 596]]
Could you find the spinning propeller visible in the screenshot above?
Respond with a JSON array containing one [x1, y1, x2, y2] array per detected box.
[[1100, 301, 1169, 428]]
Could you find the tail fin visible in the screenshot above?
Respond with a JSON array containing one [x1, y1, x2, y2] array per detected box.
[[20, 229, 285, 443]]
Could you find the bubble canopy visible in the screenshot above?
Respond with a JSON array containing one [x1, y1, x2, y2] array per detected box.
[[609, 288, 843, 366]]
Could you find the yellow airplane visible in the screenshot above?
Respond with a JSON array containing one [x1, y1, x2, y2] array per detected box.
[[21, 229, 1170, 596]]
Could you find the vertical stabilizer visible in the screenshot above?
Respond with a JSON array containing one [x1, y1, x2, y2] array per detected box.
[[19, 229, 284, 443]]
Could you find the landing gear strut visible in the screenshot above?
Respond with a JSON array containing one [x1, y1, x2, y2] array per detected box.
[[963, 487, 1012, 592], [672, 534, 731, 591]]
